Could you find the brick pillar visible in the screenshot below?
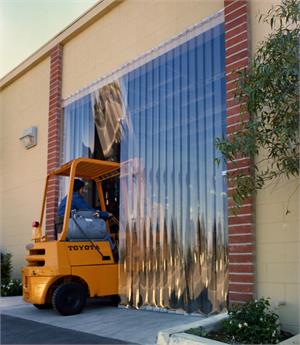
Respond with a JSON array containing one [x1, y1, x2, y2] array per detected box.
[[46, 44, 63, 240], [224, 0, 256, 303]]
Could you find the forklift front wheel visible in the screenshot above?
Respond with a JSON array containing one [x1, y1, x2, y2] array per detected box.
[[52, 282, 87, 316]]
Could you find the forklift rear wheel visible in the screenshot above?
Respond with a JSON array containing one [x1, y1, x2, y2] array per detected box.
[[52, 282, 87, 316], [33, 303, 52, 310]]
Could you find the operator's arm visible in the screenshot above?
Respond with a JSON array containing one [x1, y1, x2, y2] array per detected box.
[[98, 211, 111, 220], [72, 193, 111, 219]]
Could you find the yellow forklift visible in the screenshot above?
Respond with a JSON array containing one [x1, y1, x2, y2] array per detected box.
[[22, 158, 121, 315]]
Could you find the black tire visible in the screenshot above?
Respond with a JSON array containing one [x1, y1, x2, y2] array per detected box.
[[33, 303, 52, 310], [52, 282, 87, 316]]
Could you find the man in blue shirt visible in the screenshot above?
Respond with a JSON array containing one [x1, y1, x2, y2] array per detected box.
[[56, 179, 116, 253], [56, 179, 112, 238], [57, 179, 110, 219]]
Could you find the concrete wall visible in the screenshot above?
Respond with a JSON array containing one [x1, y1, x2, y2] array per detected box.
[[249, 0, 300, 334], [0, 58, 50, 278], [62, 0, 224, 98]]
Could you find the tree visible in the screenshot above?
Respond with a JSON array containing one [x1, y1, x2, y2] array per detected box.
[[216, 0, 299, 207]]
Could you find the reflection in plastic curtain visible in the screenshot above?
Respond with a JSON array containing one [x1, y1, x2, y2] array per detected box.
[[118, 22, 227, 314], [92, 81, 124, 160]]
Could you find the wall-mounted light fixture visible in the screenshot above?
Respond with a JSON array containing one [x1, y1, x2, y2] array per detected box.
[[19, 126, 37, 149]]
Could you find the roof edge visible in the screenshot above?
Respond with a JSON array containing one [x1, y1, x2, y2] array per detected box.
[[0, 0, 121, 91]]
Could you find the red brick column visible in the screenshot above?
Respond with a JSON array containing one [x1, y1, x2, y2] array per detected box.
[[46, 44, 63, 239], [224, 0, 256, 303]]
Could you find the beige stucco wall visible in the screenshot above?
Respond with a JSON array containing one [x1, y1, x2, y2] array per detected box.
[[0, 58, 50, 278], [62, 0, 223, 99], [250, 0, 300, 334]]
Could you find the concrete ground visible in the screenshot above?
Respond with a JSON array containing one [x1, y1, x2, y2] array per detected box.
[[1, 297, 202, 344]]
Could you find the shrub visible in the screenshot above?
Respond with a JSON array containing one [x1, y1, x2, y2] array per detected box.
[[222, 298, 281, 344], [1, 252, 12, 284], [1, 279, 23, 297], [0, 252, 22, 296]]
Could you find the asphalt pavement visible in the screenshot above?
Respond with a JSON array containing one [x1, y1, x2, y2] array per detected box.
[[1, 297, 202, 344], [1, 314, 132, 344]]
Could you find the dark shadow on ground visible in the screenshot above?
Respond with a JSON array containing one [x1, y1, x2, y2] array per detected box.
[[1, 314, 136, 344]]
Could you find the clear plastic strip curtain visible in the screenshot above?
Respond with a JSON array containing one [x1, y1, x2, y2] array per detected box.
[[118, 22, 227, 314], [62, 94, 95, 163], [60, 94, 95, 197], [62, 12, 227, 314]]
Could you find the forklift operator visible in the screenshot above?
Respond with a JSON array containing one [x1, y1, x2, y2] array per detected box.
[[56, 179, 112, 235], [57, 179, 111, 219]]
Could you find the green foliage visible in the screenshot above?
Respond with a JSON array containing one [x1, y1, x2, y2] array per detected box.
[[216, 0, 299, 206], [222, 298, 281, 344], [185, 299, 292, 344], [1, 252, 12, 284], [1, 279, 23, 297], [0, 252, 22, 296]]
